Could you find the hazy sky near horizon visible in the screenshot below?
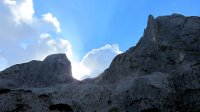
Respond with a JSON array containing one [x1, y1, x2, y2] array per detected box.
[[0, 0, 200, 80]]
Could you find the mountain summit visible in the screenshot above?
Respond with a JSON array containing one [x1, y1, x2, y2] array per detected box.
[[0, 14, 200, 112], [95, 13, 200, 84], [0, 53, 74, 88]]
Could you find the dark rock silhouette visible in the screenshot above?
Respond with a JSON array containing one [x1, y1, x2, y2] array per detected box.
[[0, 14, 200, 112], [0, 53, 75, 88], [49, 104, 74, 112], [0, 89, 11, 95]]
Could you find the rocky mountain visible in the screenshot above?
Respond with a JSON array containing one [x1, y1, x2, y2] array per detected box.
[[0, 53, 75, 88], [0, 14, 200, 112]]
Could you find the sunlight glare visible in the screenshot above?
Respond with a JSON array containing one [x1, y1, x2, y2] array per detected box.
[[71, 62, 90, 80]]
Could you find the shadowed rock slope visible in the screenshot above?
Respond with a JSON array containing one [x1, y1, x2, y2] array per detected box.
[[0, 14, 200, 112]]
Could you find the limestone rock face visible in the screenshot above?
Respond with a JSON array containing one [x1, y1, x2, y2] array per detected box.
[[93, 13, 200, 111], [96, 14, 200, 84], [0, 14, 200, 112], [0, 53, 74, 88]]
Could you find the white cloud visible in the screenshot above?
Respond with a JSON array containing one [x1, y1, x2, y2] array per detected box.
[[72, 44, 122, 80], [43, 13, 61, 32], [0, 0, 122, 81], [0, 0, 71, 69], [4, 0, 34, 23], [32, 34, 73, 60]]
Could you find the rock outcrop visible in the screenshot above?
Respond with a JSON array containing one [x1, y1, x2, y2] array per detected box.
[[0, 53, 75, 88], [0, 14, 200, 112], [94, 13, 200, 111]]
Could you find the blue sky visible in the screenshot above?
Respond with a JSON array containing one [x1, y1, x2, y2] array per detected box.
[[33, 0, 200, 58], [0, 0, 200, 80]]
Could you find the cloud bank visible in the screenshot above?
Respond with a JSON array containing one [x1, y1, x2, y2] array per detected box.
[[0, 0, 122, 80], [0, 0, 72, 67], [73, 44, 122, 80]]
